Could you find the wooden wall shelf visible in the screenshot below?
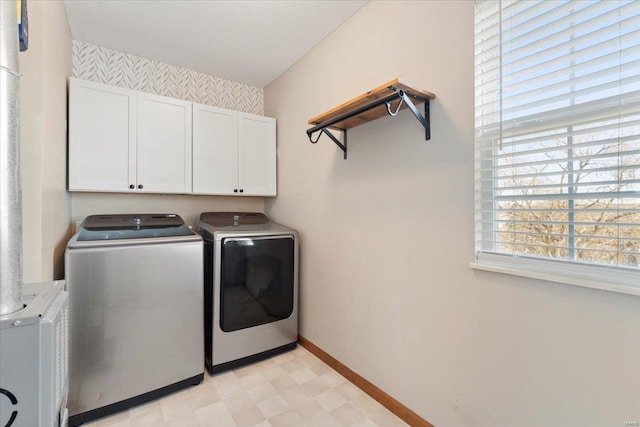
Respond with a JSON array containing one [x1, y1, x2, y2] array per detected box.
[[306, 78, 435, 159]]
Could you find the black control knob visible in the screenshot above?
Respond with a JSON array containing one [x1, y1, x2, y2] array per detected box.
[[239, 189, 244, 193], [129, 184, 135, 189], [234, 189, 238, 193], [138, 184, 143, 189]]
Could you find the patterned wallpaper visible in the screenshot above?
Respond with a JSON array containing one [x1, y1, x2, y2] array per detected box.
[[72, 40, 264, 115]]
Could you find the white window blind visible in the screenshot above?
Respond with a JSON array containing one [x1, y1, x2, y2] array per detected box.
[[474, 0, 640, 295]]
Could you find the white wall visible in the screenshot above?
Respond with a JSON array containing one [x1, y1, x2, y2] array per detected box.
[[264, 2, 640, 426], [19, 0, 72, 281]]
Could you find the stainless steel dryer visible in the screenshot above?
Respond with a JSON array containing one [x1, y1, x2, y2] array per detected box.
[[197, 212, 298, 373], [65, 214, 204, 426]]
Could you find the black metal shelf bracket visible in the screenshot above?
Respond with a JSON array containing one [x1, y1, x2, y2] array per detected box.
[[309, 128, 348, 159], [306, 85, 431, 160], [390, 86, 431, 141]]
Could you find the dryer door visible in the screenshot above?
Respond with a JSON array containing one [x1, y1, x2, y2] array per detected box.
[[220, 236, 295, 332]]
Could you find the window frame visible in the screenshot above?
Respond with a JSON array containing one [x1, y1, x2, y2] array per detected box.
[[473, 0, 640, 296]]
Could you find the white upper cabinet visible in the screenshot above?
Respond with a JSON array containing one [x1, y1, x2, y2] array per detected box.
[[192, 104, 238, 195], [69, 78, 275, 196], [238, 113, 276, 196], [137, 93, 192, 193], [69, 78, 192, 194], [193, 105, 276, 196], [69, 78, 136, 192]]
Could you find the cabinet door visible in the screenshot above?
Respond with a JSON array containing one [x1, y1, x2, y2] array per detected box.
[[192, 104, 238, 195], [136, 93, 192, 193], [237, 113, 276, 196], [68, 78, 136, 192]]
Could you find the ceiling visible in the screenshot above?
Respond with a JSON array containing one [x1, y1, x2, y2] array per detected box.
[[63, 0, 368, 88]]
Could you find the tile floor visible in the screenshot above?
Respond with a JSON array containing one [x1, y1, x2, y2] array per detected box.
[[83, 345, 409, 427]]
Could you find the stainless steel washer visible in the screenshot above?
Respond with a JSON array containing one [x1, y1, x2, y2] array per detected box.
[[65, 214, 204, 426], [197, 212, 299, 373]]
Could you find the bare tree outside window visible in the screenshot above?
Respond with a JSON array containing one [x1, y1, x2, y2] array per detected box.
[[496, 116, 640, 267], [475, 0, 640, 279]]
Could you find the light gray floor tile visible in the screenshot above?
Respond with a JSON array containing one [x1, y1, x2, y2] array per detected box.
[[292, 397, 327, 423], [161, 397, 194, 423], [268, 409, 306, 427], [256, 395, 290, 419], [315, 388, 349, 412], [195, 401, 235, 427], [331, 402, 369, 426], [231, 405, 266, 427], [224, 392, 257, 414], [247, 383, 280, 404], [76, 346, 411, 427]]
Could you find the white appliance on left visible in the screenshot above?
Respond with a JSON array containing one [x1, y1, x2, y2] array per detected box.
[[0, 1, 69, 426], [0, 281, 70, 427]]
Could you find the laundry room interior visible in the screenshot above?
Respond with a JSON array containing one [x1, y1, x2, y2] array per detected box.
[[1, 1, 639, 427]]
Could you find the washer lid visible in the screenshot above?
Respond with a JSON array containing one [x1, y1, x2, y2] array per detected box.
[[199, 212, 269, 227], [77, 214, 195, 241], [197, 212, 297, 239]]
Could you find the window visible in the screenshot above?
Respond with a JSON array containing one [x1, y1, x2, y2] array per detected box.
[[474, 0, 640, 295]]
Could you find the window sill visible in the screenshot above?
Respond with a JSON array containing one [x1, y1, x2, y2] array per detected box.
[[469, 254, 640, 297]]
